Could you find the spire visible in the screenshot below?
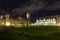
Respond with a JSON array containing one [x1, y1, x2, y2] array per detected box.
[[26, 12, 30, 19]]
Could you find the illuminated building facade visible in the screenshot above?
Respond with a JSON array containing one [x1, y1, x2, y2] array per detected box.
[[31, 18, 57, 26], [0, 13, 60, 26], [0, 13, 30, 27], [36, 18, 56, 25]]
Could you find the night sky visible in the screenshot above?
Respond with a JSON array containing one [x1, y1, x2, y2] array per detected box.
[[0, 0, 60, 22]]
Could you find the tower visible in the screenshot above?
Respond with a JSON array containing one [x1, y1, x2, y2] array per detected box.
[[0, 15, 4, 26], [5, 14, 11, 26], [26, 12, 30, 26]]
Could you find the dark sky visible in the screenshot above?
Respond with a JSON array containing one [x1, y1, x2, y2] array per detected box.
[[0, 0, 60, 22], [0, 0, 60, 14]]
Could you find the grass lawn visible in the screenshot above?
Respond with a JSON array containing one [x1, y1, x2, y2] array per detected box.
[[0, 26, 60, 40]]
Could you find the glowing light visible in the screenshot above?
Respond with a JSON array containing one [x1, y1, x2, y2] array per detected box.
[[6, 22, 11, 26], [57, 23, 60, 26], [26, 12, 30, 19], [2, 22, 4, 25]]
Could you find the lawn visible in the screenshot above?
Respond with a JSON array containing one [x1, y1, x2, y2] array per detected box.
[[0, 26, 60, 40]]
